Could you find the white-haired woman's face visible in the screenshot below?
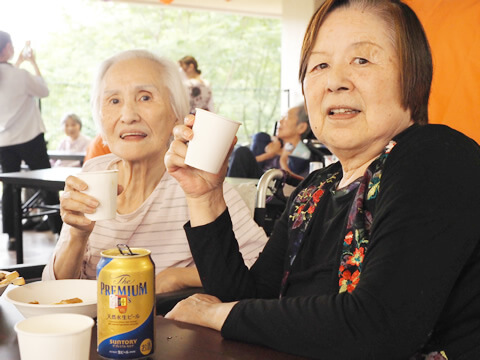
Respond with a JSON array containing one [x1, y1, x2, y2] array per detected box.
[[99, 57, 176, 162], [64, 117, 81, 140], [303, 6, 412, 161]]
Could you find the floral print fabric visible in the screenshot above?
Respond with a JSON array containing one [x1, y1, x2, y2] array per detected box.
[[280, 140, 448, 358], [280, 141, 396, 296], [338, 140, 396, 293]]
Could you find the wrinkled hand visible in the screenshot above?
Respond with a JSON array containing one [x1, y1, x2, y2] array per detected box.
[[265, 136, 283, 155], [60, 176, 123, 236], [165, 293, 237, 331], [164, 115, 235, 199], [60, 175, 99, 236]]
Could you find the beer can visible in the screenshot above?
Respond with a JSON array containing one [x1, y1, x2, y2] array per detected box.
[[97, 245, 155, 359]]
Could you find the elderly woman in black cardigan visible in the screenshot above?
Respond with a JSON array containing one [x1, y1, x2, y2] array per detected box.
[[164, 0, 480, 358]]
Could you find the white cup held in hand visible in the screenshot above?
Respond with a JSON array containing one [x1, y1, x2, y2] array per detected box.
[[184, 108, 241, 174], [15, 313, 94, 360], [76, 170, 118, 221]]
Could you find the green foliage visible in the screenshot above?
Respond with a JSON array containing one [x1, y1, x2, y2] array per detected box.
[[33, 0, 281, 149]]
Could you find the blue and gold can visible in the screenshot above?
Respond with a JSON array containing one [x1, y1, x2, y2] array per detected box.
[[97, 245, 155, 359]]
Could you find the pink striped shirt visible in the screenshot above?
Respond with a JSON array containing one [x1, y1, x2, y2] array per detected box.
[[43, 153, 267, 280]]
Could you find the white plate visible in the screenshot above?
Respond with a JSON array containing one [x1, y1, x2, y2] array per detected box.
[[5, 279, 97, 318]]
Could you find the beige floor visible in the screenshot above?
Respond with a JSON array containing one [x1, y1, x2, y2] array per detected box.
[[0, 230, 57, 268]]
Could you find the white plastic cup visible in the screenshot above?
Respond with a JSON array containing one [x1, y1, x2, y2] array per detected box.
[[184, 108, 241, 174], [14, 313, 94, 360], [76, 170, 118, 221]]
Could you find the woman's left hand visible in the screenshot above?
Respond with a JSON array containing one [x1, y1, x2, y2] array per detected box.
[[165, 293, 237, 331]]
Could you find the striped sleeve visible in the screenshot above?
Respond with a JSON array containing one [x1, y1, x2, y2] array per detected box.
[[224, 183, 268, 268]]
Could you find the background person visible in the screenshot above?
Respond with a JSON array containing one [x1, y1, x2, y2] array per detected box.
[[254, 134, 284, 170], [52, 113, 91, 167], [42, 50, 267, 294], [163, 0, 480, 358], [227, 104, 311, 179], [0, 31, 62, 246], [178, 55, 214, 114], [228, 132, 283, 180], [249, 131, 276, 158]]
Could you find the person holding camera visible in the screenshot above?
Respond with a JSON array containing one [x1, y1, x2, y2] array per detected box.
[[0, 31, 61, 248]]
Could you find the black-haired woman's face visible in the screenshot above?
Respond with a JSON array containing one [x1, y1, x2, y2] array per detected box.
[[303, 6, 412, 160]]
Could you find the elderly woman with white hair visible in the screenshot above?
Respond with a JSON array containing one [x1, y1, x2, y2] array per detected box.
[[42, 50, 267, 293], [52, 113, 91, 167]]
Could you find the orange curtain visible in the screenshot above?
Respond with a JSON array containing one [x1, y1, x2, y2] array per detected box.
[[405, 0, 480, 143]]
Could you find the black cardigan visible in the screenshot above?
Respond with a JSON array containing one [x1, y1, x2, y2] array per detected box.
[[185, 124, 480, 359]]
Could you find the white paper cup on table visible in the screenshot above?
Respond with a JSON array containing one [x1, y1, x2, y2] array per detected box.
[[15, 313, 94, 360], [184, 108, 241, 174], [76, 170, 118, 221]]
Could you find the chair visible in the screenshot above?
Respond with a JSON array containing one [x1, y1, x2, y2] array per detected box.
[[254, 168, 299, 236], [226, 178, 258, 217]]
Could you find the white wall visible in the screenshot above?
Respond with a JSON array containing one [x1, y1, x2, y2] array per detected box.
[[280, 0, 323, 113]]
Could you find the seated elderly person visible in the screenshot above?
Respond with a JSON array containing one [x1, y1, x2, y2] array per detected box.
[[42, 50, 267, 293], [52, 113, 91, 167], [164, 0, 480, 358], [227, 104, 312, 180]]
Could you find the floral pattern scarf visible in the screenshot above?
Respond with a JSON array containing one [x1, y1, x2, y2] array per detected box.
[[280, 140, 396, 296], [278, 140, 448, 360]]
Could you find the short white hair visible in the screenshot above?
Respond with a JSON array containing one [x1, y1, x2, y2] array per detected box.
[[60, 113, 82, 129], [90, 49, 190, 133]]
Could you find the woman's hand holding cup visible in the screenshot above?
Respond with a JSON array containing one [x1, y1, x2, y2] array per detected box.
[[61, 170, 120, 237], [60, 176, 99, 236], [165, 113, 238, 226], [165, 114, 236, 199]]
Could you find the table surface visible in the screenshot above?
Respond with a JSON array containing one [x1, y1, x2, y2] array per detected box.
[[48, 150, 86, 161], [0, 167, 81, 189], [0, 166, 82, 190], [0, 286, 306, 360], [0, 167, 82, 264]]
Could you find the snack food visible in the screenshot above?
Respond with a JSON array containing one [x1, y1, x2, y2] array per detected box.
[[0, 271, 25, 286], [54, 297, 83, 305], [28, 297, 84, 305]]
